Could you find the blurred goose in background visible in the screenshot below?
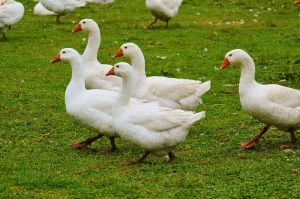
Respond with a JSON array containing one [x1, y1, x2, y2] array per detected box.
[[72, 19, 121, 91], [39, 0, 86, 23], [0, 0, 24, 39], [221, 49, 300, 149], [144, 0, 183, 29], [51, 48, 119, 154], [34, 2, 57, 16], [295, 0, 300, 4], [114, 43, 211, 111], [86, 0, 114, 4], [106, 62, 205, 164]]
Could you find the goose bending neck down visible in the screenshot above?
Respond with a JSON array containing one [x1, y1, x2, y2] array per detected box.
[[106, 62, 205, 164], [114, 42, 211, 111], [221, 49, 300, 149], [51, 48, 119, 154], [72, 19, 121, 90]]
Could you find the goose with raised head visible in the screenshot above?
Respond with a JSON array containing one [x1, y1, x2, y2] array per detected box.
[[39, 0, 86, 23], [144, 0, 183, 29], [114, 43, 211, 111], [221, 49, 300, 149], [106, 62, 205, 164], [72, 19, 121, 91], [0, 0, 24, 39], [51, 48, 118, 153]]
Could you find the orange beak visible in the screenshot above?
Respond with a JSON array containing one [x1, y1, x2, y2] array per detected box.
[[295, 0, 300, 4], [220, 58, 230, 70], [106, 67, 115, 76], [113, 48, 124, 59], [51, 54, 61, 63], [72, 24, 82, 33]]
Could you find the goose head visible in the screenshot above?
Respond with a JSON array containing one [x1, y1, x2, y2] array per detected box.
[[51, 48, 80, 63], [106, 62, 133, 78], [114, 43, 139, 59], [72, 19, 98, 33], [221, 49, 250, 70]]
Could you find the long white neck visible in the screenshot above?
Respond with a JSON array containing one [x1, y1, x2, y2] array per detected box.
[[129, 49, 146, 80], [239, 56, 257, 95], [116, 72, 136, 106], [82, 26, 100, 63], [65, 56, 86, 102]]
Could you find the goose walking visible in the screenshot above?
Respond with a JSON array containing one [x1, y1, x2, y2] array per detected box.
[[72, 19, 121, 91], [221, 49, 300, 149], [145, 0, 183, 29], [106, 62, 205, 164], [114, 43, 211, 111], [51, 48, 118, 153], [39, 0, 86, 23]]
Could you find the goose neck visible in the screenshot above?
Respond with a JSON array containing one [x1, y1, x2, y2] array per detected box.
[[240, 57, 256, 86], [117, 73, 136, 106], [82, 28, 100, 63], [66, 57, 86, 101], [130, 51, 146, 79]]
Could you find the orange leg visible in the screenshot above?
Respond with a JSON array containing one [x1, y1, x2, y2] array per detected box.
[[71, 134, 103, 149], [290, 130, 298, 144], [98, 137, 117, 154], [167, 151, 176, 163], [144, 17, 158, 29], [128, 151, 150, 165], [280, 130, 298, 149], [56, 16, 61, 24], [240, 125, 269, 149]]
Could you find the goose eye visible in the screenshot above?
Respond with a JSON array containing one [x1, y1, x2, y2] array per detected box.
[[124, 46, 127, 49], [63, 51, 66, 54], [116, 65, 119, 68], [229, 54, 232, 57], [83, 21, 86, 24]]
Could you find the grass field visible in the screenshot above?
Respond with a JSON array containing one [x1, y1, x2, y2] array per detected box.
[[1, 0, 299, 198]]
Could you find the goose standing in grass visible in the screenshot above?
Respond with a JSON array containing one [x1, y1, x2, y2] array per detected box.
[[114, 43, 211, 111], [34, 2, 57, 16], [0, 0, 24, 39], [39, 0, 86, 23], [221, 49, 300, 149], [51, 48, 119, 153], [72, 19, 121, 91], [106, 62, 205, 164], [144, 0, 183, 29]]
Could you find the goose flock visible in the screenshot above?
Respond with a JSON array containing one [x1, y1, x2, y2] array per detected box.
[[2, 0, 300, 164]]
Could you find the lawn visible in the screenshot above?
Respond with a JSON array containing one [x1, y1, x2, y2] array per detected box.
[[0, 0, 299, 198]]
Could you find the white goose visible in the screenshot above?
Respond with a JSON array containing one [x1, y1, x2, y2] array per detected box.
[[72, 19, 121, 91], [106, 62, 205, 164], [39, 0, 86, 23], [114, 43, 211, 111], [34, 2, 57, 16], [51, 48, 119, 153], [221, 49, 300, 149], [144, 0, 183, 29], [0, 0, 24, 39]]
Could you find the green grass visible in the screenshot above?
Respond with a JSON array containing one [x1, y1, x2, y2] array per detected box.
[[1, 0, 299, 198]]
